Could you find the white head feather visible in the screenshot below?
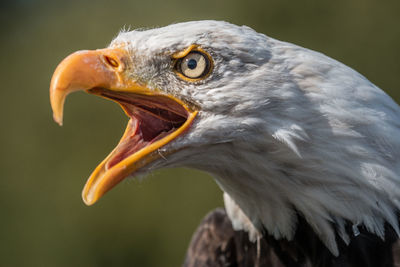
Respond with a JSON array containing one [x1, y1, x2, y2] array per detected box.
[[112, 20, 400, 255]]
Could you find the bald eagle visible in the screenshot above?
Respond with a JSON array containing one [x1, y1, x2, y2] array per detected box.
[[50, 21, 400, 266]]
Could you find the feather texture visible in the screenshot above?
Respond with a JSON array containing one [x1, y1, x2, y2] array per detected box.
[[111, 20, 400, 255]]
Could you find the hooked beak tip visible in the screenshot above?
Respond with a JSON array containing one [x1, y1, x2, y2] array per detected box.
[[53, 114, 63, 126], [50, 85, 67, 126]]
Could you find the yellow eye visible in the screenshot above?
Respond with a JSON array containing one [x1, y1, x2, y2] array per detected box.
[[177, 51, 210, 79]]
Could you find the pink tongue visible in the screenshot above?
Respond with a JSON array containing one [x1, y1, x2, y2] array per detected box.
[[106, 134, 146, 169], [105, 110, 177, 170]]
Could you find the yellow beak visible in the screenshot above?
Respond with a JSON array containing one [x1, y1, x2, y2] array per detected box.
[[50, 48, 197, 205]]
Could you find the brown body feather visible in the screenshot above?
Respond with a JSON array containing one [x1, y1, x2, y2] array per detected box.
[[184, 209, 400, 267]]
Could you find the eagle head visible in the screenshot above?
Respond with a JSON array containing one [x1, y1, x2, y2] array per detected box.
[[50, 20, 400, 256]]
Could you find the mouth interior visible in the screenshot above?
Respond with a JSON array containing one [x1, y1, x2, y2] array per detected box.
[[88, 88, 188, 170]]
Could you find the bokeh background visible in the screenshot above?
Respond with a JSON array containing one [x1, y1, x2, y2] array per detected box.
[[0, 0, 399, 266]]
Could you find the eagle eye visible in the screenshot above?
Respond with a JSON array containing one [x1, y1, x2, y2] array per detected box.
[[175, 51, 211, 80]]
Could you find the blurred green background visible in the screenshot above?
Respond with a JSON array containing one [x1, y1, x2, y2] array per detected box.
[[0, 0, 399, 266]]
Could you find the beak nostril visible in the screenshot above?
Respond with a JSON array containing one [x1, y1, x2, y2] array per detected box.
[[104, 55, 120, 68]]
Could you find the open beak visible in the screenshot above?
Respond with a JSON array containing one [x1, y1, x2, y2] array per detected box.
[[50, 47, 197, 205]]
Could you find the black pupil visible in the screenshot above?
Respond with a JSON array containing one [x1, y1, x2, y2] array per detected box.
[[187, 59, 197, 69]]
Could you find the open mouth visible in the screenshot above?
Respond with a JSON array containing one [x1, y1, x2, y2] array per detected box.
[[49, 47, 198, 205], [79, 88, 197, 205], [89, 88, 189, 170]]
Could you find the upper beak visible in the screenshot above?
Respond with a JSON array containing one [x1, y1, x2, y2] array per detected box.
[[50, 47, 149, 125]]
